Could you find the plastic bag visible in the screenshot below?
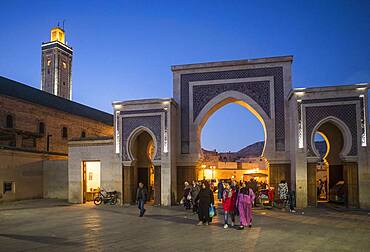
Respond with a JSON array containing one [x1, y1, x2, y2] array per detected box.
[[209, 203, 215, 217]]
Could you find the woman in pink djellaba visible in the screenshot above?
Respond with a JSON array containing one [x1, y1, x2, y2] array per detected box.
[[236, 182, 255, 229]]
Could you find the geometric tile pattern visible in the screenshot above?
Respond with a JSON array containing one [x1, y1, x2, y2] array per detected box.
[[121, 115, 161, 161], [180, 67, 285, 153], [305, 104, 357, 156], [192, 80, 270, 120]]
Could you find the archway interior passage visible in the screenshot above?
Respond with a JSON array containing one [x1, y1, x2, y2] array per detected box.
[[313, 122, 345, 204], [131, 131, 158, 204], [200, 102, 267, 183]]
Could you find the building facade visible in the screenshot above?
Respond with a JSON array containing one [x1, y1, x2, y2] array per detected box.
[[0, 76, 113, 202], [68, 56, 370, 210]]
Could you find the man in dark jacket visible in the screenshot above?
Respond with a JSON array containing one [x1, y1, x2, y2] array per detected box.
[[136, 182, 148, 217]]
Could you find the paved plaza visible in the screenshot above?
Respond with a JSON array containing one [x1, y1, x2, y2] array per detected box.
[[0, 200, 369, 252]]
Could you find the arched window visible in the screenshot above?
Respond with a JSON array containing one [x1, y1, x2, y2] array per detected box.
[[62, 127, 68, 139], [39, 122, 45, 134], [81, 131, 86, 138], [6, 114, 13, 128]]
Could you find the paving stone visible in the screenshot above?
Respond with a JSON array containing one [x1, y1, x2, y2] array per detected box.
[[0, 200, 369, 251]]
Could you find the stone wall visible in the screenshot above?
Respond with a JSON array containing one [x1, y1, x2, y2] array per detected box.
[[0, 148, 67, 202], [0, 95, 113, 154]]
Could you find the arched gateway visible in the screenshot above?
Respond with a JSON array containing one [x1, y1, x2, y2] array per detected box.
[[69, 55, 370, 209]]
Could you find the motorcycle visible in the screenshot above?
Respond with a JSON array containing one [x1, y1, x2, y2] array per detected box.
[[94, 189, 119, 205]]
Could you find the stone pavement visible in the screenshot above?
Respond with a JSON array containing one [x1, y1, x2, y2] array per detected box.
[[0, 199, 369, 252]]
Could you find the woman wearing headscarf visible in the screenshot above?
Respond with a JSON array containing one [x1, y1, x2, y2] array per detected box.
[[236, 182, 255, 229], [195, 181, 214, 225]]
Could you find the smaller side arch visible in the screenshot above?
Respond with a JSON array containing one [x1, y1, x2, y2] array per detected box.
[[126, 126, 158, 161], [310, 116, 353, 158]]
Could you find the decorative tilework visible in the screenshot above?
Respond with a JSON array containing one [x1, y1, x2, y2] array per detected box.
[[180, 67, 285, 153], [305, 104, 357, 156], [192, 81, 270, 120], [122, 115, 162, 161]]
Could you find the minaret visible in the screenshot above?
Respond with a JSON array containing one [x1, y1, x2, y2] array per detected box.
[[41, 26, 73, 100]]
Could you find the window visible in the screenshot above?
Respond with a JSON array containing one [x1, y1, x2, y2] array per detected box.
[[39, 122, 45, 134], [81, 131, 86, 138], [62, 127, 68, 139], [3, 182, 13, 194], [6, 114, 13, 128]]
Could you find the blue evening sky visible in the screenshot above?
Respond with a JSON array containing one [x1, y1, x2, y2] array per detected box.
[[1, 1, 369, 152]]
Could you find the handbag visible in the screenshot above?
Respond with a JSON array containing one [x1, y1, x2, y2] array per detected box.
[[187, 194, 192, 200], [209, 203, 215, 217]]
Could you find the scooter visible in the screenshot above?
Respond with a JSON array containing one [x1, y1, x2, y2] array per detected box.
[[94, 189, 119, 205]]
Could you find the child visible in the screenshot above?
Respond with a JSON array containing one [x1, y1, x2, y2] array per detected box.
[[222, 182, 236, 229]]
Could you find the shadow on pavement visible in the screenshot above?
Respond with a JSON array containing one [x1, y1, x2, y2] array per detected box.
[[0, 233, 80, 246]]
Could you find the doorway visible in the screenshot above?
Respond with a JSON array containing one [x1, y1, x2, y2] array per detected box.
[[130, 130, 161, 205], [83, 161, 101, 203]]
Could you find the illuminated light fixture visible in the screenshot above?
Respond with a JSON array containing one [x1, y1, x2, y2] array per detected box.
[[296, 92, 305, 97], [114, 104, 122, 110], [297, 100, 304, 149], [162, 101, 170, 105], [357, 87, 367, 91], [163, 129, 168, 153], [115, 111, 120, 154], [163, 107, 168, 111], [359, 94, 367, 147]]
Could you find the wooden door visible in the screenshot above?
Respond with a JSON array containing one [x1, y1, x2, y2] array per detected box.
[[154, 166, 161, 205]]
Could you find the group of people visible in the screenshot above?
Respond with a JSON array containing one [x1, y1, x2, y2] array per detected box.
[[135, 177, 295, 227], [183, 179, 256, 229]]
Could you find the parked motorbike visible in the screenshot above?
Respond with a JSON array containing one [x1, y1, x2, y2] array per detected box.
[[94, 189, 119, 205]]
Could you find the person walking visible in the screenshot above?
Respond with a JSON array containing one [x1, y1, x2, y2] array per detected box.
[[237, 182, 255, 229], [195, 181, 214, 226], [217, 180, 224, 202], [278, 180, 289, 209], [136, 182, 148, 217], [222, 182, 236, 229], [183, 181, 192, 210], [191, 181, 200, 214]]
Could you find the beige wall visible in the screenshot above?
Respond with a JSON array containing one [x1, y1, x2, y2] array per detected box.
[[68, 140, 121, 204], [43, 160, 68, 199], [0, 149, 67, 202]]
